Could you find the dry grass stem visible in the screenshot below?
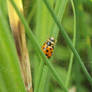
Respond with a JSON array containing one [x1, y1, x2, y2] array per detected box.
[[7, 1, 33, 92]]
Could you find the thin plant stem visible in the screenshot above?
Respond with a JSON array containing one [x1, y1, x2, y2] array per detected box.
[[27, 5, 36, 24], [7, 0, 33, 91], [34, 60, 44, 92], [65, 0, 76, 88], [38, 65, 49, 92]]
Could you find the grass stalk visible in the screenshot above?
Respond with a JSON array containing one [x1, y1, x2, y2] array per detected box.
[[27, 5, 36, 24], [86, 37, 92, 69], [38, 65, 49, 92], [7, 0, 33, 92], [50, 0, 68, 39], [65, 0, 76, 88], [34, 60, 44, 92]]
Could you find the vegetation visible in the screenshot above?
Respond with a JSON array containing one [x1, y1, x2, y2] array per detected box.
[[0, 0, 92, 92]]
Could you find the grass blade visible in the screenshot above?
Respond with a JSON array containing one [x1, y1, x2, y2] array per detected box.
[[50, 0, 68, 38], [7, 0, 33, 91], [0, 7, 26, 92], [65, 0, 76, 88]]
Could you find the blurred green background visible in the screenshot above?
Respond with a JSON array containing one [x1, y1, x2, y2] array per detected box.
[[0, 0, 92, 92]]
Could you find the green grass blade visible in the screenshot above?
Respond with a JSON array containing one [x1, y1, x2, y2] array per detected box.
[[34, 60, 44, 92], [43, 0, 92, 85], [36, 0, 54, 44], [50, 0, 68, 39], [9, 0, 68, 92], [65, 0, 76, 88], [0, 73, 7, 92], [27, 4, 36, 24], [38, 66, 49, 92], [0, 8, 26, 92]]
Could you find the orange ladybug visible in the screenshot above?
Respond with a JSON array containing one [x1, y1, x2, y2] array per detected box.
[[41, 37, 55, 58]]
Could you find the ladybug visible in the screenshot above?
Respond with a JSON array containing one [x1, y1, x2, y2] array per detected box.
[[41, 37, 55, 58]]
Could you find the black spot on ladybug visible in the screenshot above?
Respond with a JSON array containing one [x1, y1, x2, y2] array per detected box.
[[46, 49, 48, 52], [50, 48, 52, 50], [52, 46, 54, 49], [47, 42, 51, 46]]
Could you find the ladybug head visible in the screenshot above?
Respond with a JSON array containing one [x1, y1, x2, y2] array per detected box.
[[48, 37, 56, 46], [49, 37, 55, 43]]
